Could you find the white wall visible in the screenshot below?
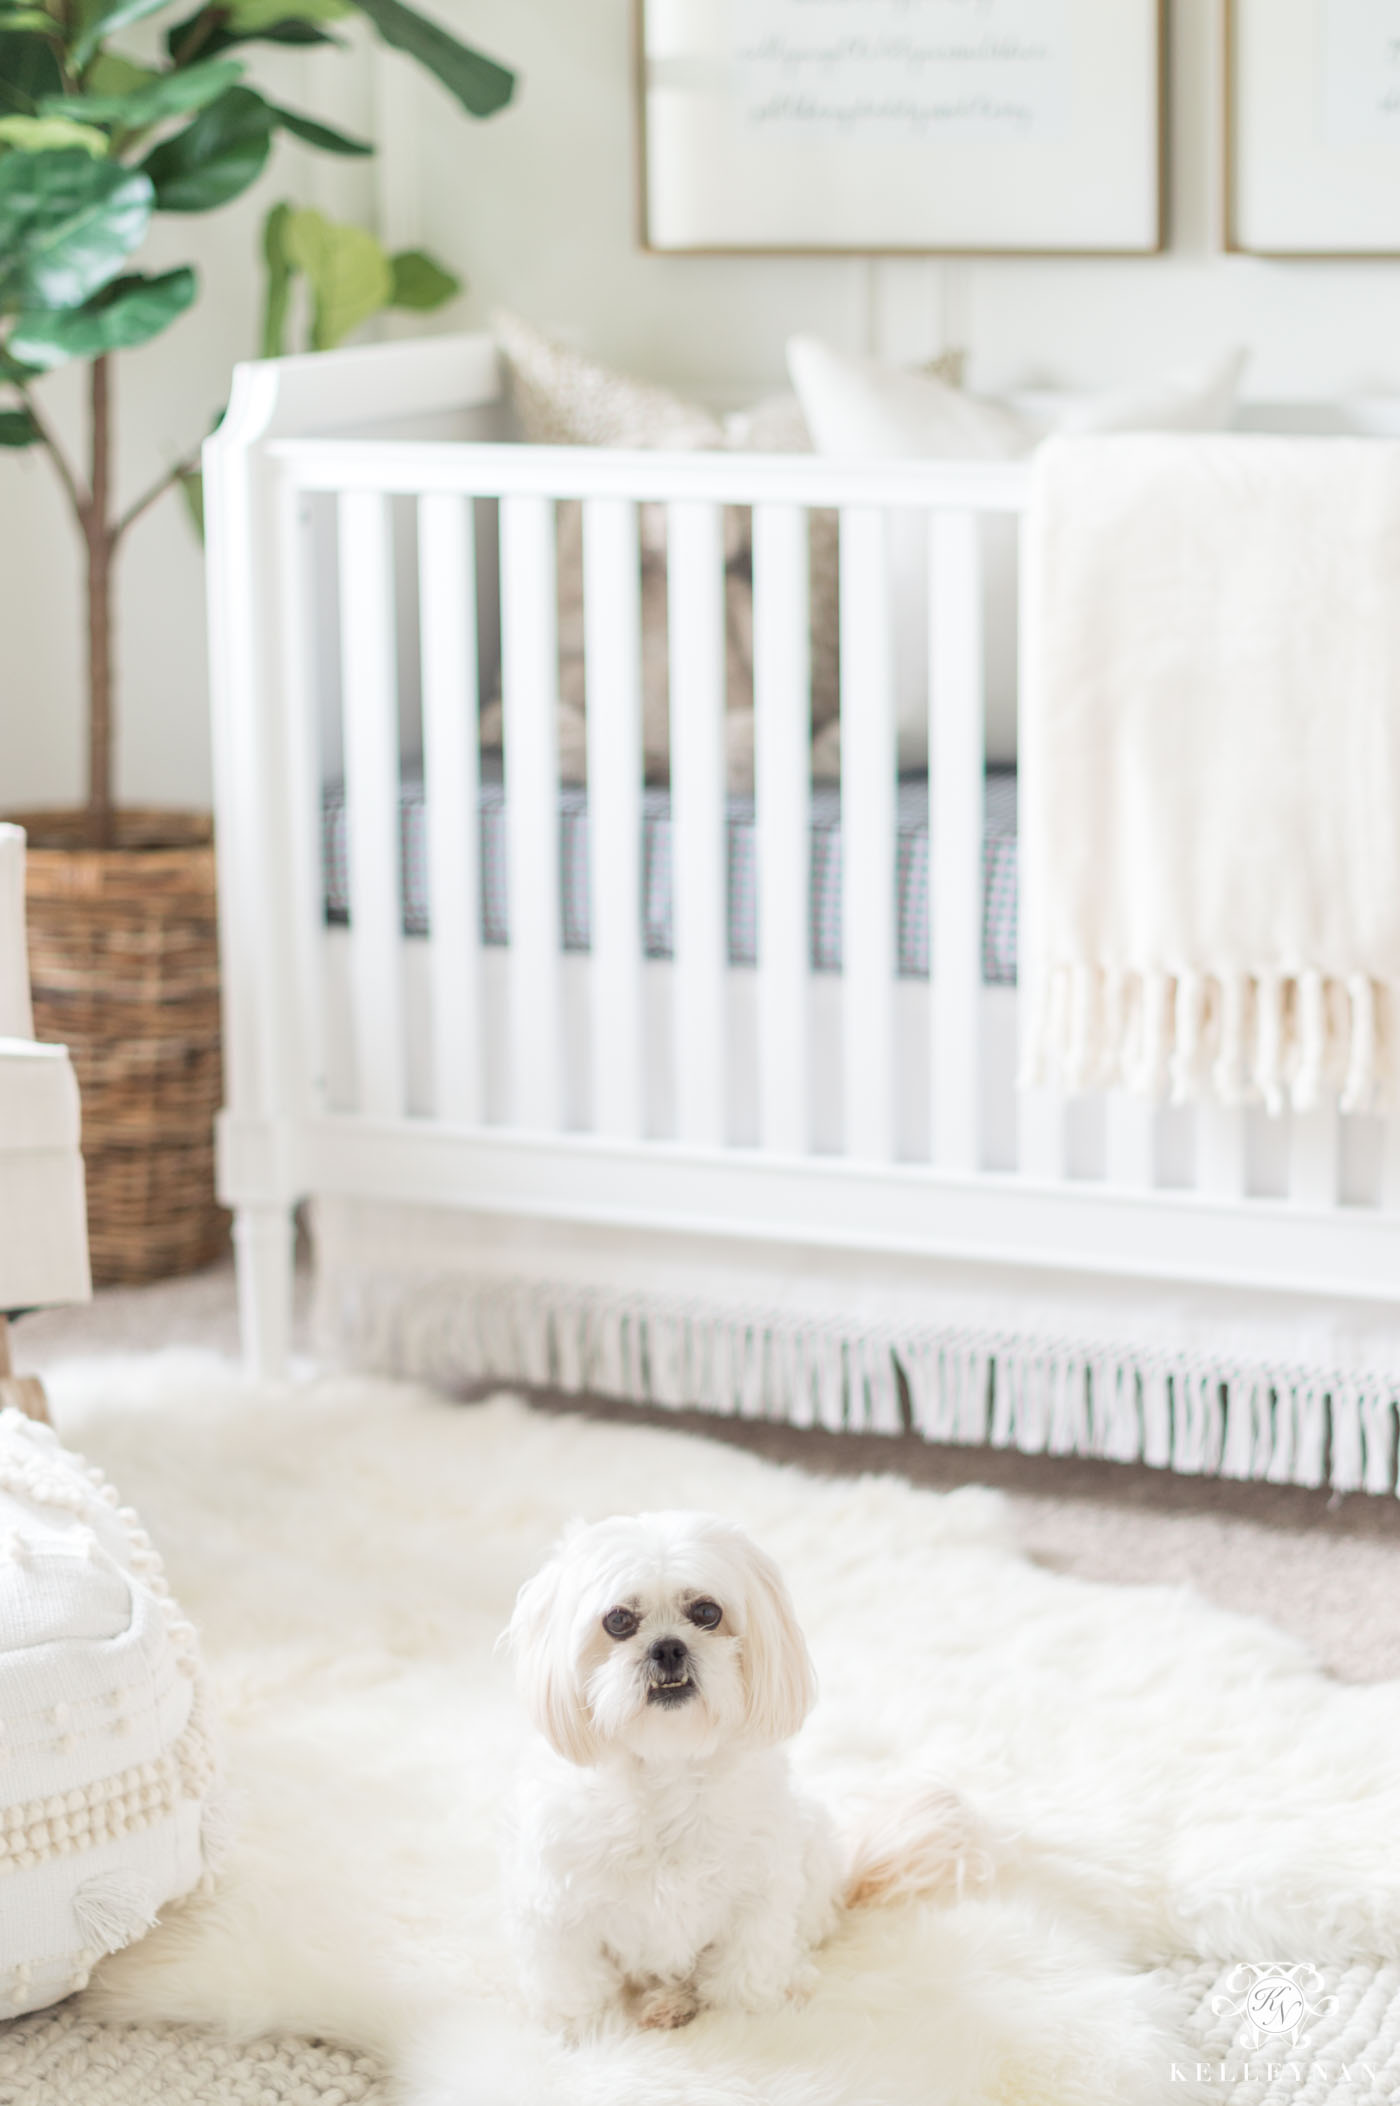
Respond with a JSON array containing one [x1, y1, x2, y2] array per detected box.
[[7, 0, 1400, 811]]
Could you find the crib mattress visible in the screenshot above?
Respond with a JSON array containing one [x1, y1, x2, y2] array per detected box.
[[323, 767, 1019, 986]]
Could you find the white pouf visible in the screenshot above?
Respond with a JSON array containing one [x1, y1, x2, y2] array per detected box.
[[0, 1406, 218, 2019]]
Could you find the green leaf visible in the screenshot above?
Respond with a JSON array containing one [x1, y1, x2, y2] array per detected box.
[[141, 84, 272, 211], [388, 247, 457, 311], [0, 12, 61, 32], [0, 113, 107, 152], [0, 404, 39, 444], [42, 57, 244, 130], [259, 196, 291, 356], [85, 51, 153, 94], [0, 150, 151, 309], [163, 6, 341, 59], [346, 0, 513, 120], [226, 0, 349, 28], [72, 0, 171, 71], [268, 101, 371, 155], [9, 262, 195, 366], [0, 29, 64, 111], [282, 204, 389, 349], [177, 462, 203, 536]]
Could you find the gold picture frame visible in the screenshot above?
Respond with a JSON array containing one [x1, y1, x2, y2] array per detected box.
[[635, 0, 1166, 260], [1226, 0, 1400, 259]]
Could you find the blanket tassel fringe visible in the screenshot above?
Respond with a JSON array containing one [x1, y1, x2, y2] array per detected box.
[[1023, 967, 1393, 1116]]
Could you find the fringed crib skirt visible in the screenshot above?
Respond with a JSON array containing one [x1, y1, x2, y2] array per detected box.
[[318, 1268, 1400, 1497]]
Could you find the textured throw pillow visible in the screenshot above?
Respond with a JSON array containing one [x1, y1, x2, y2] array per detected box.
[[1047, 351, 1248, 437], [489, 313, 838, 792], [722, 389, 841, 754], [789, 336, 1034, 464], [787, 337, 1248, 766], [0, 1408, 219, 2019]]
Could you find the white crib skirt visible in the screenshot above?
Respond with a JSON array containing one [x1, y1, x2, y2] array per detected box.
[[311, 1183, 1400, 1493]]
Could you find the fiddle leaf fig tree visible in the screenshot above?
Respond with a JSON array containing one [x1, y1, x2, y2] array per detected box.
[[262, 199, 458, 353], [174, 198, 458, 531], [0, 0, 512, 847]]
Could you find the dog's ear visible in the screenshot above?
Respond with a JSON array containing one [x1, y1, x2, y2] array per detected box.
[[507, 1547, 600, 1767], [733, 1535, 817, 1747]]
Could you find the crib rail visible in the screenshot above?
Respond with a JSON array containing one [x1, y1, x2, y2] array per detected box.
[[267, 438, 1033, 511], [207, 352, 1400, 1376], [269, 436, 1029, 1177]]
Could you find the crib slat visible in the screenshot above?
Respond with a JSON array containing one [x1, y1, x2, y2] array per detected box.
[[1014, 509, 1067, 1183], [338, 490, 404, 1120], [929, 509, 983, 1173], [669, 500, 728, 1148], [840, 507, 896, 1162], [500, 493, 563, 1131], [1385, 1117, 1400, 1212], [584, 498, 645, 1140], [753, 503, 810, 1156], [1290, 1100, 1339, 1209], [1018, 1089, 1067, 1180], [418, 493, 482, 1125], [1197, 1101, 1247, 1198], [276, 476, 326, 1114], [1105, 1093, 1155, 1188]]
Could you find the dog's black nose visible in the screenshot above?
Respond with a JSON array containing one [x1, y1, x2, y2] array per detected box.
[[649, 1636, 688, 1678]]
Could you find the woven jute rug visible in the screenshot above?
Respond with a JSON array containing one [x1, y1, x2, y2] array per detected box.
[[0, 2007, 386, 2104]]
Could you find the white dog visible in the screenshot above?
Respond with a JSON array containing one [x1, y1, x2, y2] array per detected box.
[[506, 1509, 974, 2038]]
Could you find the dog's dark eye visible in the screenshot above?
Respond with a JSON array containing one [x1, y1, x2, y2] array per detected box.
[[602, 1607, 639, 1640], [687, 1599, 722, 1630]]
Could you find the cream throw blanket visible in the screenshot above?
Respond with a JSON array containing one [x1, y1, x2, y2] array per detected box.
[[1022, 433, 1400, 1113]]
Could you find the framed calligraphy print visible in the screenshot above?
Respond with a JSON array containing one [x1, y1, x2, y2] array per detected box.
[[636, 0, 1165, 256], [1227, 0, 1400, 255]]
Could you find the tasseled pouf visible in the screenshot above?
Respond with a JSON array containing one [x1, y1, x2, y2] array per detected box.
[[0, 1405, 219, 2018]]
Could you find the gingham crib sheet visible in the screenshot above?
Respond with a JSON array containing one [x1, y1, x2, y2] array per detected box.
[[323, 765, 1019, 985]]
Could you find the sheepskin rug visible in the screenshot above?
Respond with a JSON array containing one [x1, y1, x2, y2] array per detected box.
[[27, 1352, 1400, 2106]]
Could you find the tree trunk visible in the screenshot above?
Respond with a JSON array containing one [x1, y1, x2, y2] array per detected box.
[[86, 355, 114, 850]]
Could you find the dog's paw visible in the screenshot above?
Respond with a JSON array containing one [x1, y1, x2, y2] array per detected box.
[[632, 1981, 700, 2031], [784, 1960, 821, 2008]]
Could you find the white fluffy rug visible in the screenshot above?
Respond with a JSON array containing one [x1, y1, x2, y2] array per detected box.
[[12, 1353, 1400, 2106]]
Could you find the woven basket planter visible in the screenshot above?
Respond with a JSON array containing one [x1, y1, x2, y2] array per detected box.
[[16, 810, 227, 1285]]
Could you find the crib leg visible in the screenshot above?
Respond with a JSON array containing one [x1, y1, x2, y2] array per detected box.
[[234, 1203, 297, 1379], [0, 1317, 49, 1423]]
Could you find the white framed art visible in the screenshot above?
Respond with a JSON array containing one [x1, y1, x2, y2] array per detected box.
[[1228, 0, 1400, 256], [635, 0, 1165, 256]]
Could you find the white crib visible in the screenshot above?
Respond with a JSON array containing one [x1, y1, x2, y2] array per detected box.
[[205, 332, 1400, 1493]]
